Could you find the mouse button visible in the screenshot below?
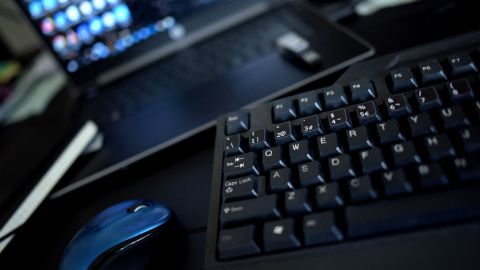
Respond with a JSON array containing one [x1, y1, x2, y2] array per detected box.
[[127, 203, 150, 213]]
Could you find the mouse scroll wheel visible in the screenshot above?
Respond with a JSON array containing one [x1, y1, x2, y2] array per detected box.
[[127, 203, 150, 213]]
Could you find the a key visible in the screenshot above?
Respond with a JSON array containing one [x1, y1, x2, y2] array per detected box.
[[220, 195, 280, 226], [375, 120, 405, 145], [439, 106, 470, 130], [446, 79, 475, 103], [415, 87, 442, 111], [315, 182, 343, 209], [389, 67, 418, 93], [406, 113, 437, 138], [385, 94, 411, 118], [249, 129, 270, 151], [263, 218, 301, 252], [391, 141, 421, 167], [224, 153, 259, 179], [348, 176, 377, 203], [288, 140, 313, 164], [223, 175, 258, 202], [224, 134, 244, 156], [452, 156, 480, 182], [355, 101, 381, 125], [458, 127, 480, 153], [225, 111, 249, 135], [424, 134, 455, 160], [328, 154, 356, 181], [346, 126, 373, 152], [218, 225, 260, 259], [417, 163, 448, 189], [300, 115, 323, 138], [328, 109, 351, 132], [274, 122, 296, 145], [417, 59, 447, 85], [446, 52, 478, 77], [358, 147, 388, 174], [316, 133, 343, 159], [349, 79, 376, 102], [262, 146, 286, 172], [285, 189, 312, 215], [323, 85, 348, 110], [346, 187, 480, 238], [381, 169, 412, 196], [297, 92, 321, 116], [298, 161, 325, 187], [269, 168, 294, 192], [303, 212, 343, 246], [273, 99, 296, 123]]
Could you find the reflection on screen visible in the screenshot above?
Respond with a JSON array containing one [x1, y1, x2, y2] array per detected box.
[[23, 0, 221, 73]]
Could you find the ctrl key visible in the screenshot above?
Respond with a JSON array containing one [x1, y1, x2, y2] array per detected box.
[[218, 225, 261, 260]]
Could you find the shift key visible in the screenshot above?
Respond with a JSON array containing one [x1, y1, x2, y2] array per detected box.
[[220, 195, 281, 227]]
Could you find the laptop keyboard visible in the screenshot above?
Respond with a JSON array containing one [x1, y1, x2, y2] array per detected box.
[[207, 38, 480, 262], [83, 8, 309, 126]]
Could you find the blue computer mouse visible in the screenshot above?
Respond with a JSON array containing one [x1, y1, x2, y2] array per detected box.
[[60, 199, 172, 270]]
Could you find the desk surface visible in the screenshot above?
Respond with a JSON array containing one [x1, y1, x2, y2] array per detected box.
[[2, 0, 480, 268]]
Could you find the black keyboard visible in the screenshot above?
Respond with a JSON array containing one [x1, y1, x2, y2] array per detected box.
[[82, 8, 309, 126], [205, 31, 480, 268]]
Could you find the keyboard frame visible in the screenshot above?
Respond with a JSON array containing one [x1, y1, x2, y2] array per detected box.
[[205, 31, 480, 270]]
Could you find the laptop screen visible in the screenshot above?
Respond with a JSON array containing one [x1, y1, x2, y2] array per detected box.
[[18, 0, 230, 74]]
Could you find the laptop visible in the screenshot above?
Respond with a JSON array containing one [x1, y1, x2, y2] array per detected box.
[[14, 0, 374, 197]]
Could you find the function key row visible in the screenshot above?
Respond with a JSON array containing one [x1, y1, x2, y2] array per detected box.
[[388, 50, 479, 93], [273, 80, 377, 123]]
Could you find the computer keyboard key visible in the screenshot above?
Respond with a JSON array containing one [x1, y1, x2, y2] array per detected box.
[[424, 134, 456, 160], [223, 175, 259, 202], [226, 112, 249, 135], [391, 141, 421, 167], [220, 195, 281, 226], [323, 85, 348, 110], [346, 187, 480, 238], [288, 140, 313, 164], [389, 67, 418, 93], [359, 147, 388, 174], [453, 156, 480, 182], [315, 182, 343, 209], [224, 153, 259, 179], [285, 189, 312, 216], [381, 169, 412, 196], [348, 176, 377, 203], [349, 79, 376, 102], [274, 122, 296, 145], [249, 129, 270, 151], [446, 52, 478, 77], [300, 115, 323, 138], [385, 94, 411, 118], [263, 218, 301, 252], [355, 101, 381, 125], [303, 212, 343, 246], [316, 133, 343, 159], [218, 225, 261, 259], [407, 113, 437, 138], [417, 163, 448, 189], [417, 59, 447, 85], [439, 106, 470, 130], [262, 146, 286, 172], [328, 109, 352, 132], [298, 161, 325, 187], [415, 87, 442, 111], [446, 79, 475, 103], [273, 99, 297, 123], [459, 127, 480, 153], [269, 168, 294, 193], [224, 134, 244, 156], [328, 154, 356, 181], [346, 126, 373, 152], [376, 120, 405, 145], [469, 101, 480, 123], [297, 92, 321, 116]]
